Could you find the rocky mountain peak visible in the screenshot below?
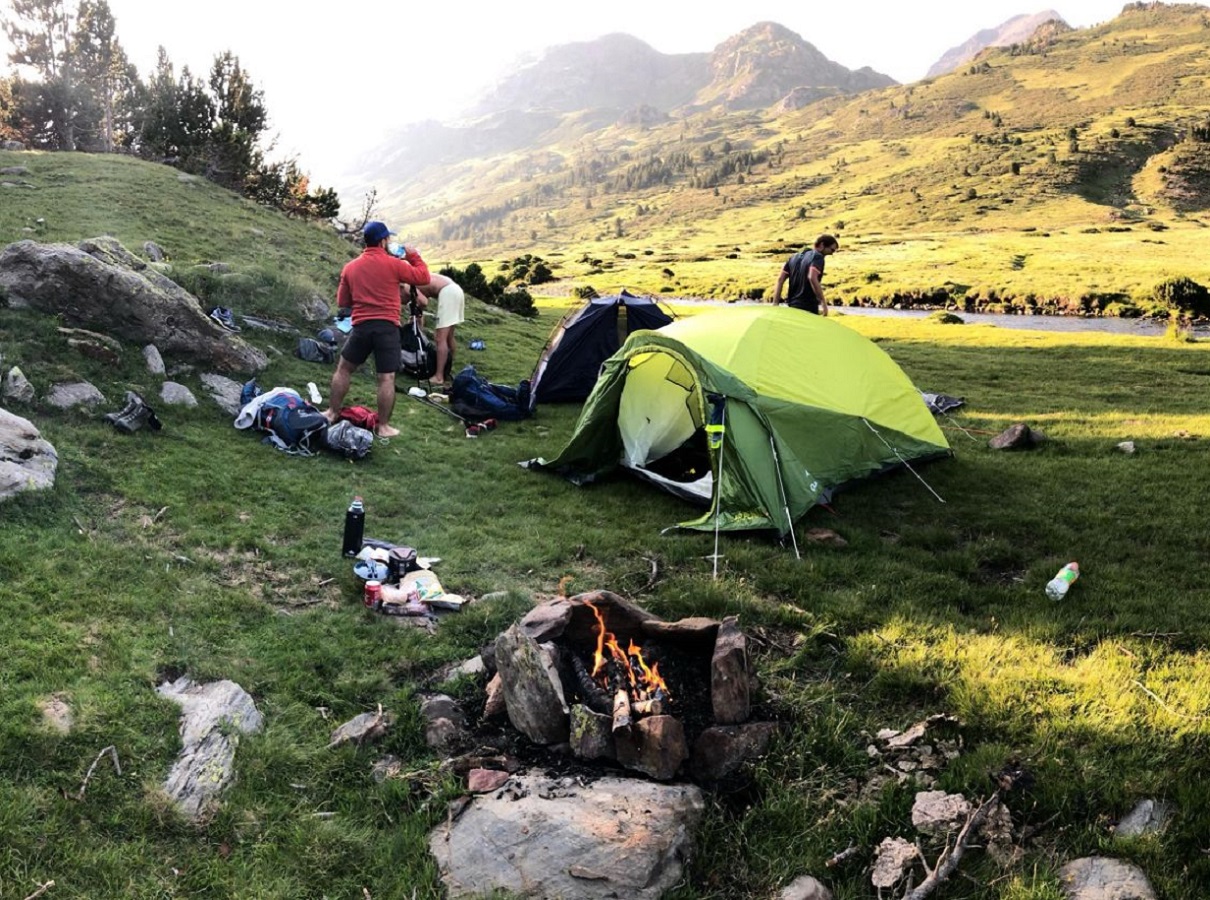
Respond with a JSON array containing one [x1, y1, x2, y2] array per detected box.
[[700, 21, 895, 111], [926, 10, 1070, 78]]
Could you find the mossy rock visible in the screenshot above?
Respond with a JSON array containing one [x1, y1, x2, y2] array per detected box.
[[928, 311, 965, 325]]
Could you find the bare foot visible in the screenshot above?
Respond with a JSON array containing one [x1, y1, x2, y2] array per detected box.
[[322, 408, 340, 424], [376, 424, 401, 438]]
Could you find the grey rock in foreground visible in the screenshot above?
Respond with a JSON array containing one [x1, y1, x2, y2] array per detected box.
[[778, 875, 832, 900], [1114, 799, 1172, 838], [0, 407, 58, 501], [1058, 857, 1157, 900], [143, 344, 166, 375], [160, 382, 197, 407], [156, 677, 264, 821], [3, 366, 35, 404], [431, 774, 704, 899], [46, 381, 105, 409], [201, 373, 243, 416]]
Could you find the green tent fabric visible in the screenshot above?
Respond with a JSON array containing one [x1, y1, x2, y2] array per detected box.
[[533, 306, 951, 537]]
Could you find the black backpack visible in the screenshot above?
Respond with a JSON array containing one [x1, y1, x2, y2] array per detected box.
[[296, 337, 337, 364], [399, 292, 437, 379]]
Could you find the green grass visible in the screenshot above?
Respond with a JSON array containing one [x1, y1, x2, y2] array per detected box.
[[6, 92, 1210, 895], [6, 284, 1210, 896]]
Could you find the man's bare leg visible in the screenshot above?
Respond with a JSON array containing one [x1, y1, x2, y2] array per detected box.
[[324, 358, 356, 423], [375, 372, 400, 437]]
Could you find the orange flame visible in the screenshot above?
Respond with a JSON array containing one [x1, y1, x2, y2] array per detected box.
[[585, 601, 671, 700]]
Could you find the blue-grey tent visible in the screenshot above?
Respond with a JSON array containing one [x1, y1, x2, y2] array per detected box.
[[528, 290, 674, 410]]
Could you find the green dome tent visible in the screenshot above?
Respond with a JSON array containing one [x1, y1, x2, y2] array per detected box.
[[531, 306, 950, 540]]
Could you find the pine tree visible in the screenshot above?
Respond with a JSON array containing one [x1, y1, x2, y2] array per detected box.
[[3, 0, 82, 149], [72, 0, 140, 151]]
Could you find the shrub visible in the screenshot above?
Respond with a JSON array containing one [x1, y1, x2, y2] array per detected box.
[[573, 285, 599, 300], [1153, 276, 1210, 317], [499, 285, 537, 317]]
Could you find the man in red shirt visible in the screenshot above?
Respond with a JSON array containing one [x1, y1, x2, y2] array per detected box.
[[323, 221, 430, 438]]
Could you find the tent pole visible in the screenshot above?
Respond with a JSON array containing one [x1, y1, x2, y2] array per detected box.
[[767, 435, 801, 560], [861, 418, 946, 504], [706, 395, 728, 579]]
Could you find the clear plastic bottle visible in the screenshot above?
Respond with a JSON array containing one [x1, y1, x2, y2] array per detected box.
[[342, 496, 365, 557], [1046, 562, 1079, 601]]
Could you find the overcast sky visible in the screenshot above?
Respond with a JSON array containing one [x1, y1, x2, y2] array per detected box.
[[2, 0, 1166, 186]]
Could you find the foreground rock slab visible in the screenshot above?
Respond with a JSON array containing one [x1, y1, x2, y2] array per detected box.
[[156, 677, 263, 821], [1058, 857, 1157, 900], [431, 774, 704, 899]]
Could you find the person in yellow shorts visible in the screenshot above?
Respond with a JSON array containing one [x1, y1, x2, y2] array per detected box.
[[414, 273, 466, 387]]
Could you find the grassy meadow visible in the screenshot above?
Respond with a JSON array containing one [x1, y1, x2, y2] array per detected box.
[[5, 257, 1210, 897], [5, 83, 1210, 899]]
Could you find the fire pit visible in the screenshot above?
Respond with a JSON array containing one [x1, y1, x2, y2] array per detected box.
[[490, 590, 774, 781]]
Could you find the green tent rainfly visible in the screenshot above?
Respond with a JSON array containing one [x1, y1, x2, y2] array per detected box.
[[531, 306, 951, 538]]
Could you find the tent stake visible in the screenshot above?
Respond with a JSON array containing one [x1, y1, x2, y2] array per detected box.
[[862, 418, 946, 504], [768, 435, 801, 560]]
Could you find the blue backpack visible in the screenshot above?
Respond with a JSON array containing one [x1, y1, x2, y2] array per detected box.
[[450, 366, 532, 422], [254, 392, 329, 456]]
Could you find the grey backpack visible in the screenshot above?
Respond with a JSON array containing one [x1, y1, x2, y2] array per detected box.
[[324, 420, 374, 459], [296, 337, 336, 364]]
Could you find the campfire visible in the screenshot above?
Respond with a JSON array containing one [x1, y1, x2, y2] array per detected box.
[[489, 590, 773, 781]]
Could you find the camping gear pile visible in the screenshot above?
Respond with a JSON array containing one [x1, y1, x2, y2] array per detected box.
[[351, 538, 467, 616], [234, 384, 373, 459], [530, 306, 951, 546]]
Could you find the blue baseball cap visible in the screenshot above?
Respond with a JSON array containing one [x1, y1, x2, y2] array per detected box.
[[363, 221, 395, 245]]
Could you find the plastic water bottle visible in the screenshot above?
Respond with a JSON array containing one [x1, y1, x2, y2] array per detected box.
[[342, 496, 365, 557], [1046, 562, 1079, 601]]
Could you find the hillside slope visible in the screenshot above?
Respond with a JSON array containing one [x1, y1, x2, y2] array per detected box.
[[354, 2, 1210, 311]]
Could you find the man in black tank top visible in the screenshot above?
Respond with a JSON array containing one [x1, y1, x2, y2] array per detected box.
[[773, 234, 839, 315]]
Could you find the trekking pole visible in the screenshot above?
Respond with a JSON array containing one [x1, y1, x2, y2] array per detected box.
[[705, 394, 727, 579], [407, 388, 496, 435]]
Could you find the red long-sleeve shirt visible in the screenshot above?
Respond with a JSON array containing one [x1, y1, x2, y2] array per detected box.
[[336, 246, 430, 326]]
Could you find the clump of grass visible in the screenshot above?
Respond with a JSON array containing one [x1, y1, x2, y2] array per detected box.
[[928, 310, 965, 325]]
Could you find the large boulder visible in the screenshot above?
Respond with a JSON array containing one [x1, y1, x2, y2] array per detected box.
[[0, 238, 268, 374], [1, 407, 58, 502]]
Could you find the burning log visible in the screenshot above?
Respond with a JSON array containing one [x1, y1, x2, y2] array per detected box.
[[631, 697, 664, 717], [612, 689, 633, 733], [569, 654, 612, 715]]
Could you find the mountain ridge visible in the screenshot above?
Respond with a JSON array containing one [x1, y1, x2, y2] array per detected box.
[[925, 10, 1070, 78], [344, 2, 1210, 310]]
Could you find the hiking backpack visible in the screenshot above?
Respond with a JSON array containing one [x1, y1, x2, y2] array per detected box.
[[450, 365, 532, 422], [399, 292, 438, 380], [254, 392, 330, 456], [296, 337, 337, 364], [324, 420, 374, 459]]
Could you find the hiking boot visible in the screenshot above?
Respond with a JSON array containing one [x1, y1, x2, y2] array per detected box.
[[111, 392, 163, 433], [103, 391, 141, 425], [209, 306, 241, 332]]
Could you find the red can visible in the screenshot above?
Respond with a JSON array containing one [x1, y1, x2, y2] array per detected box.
[[363, 580, 383, 609]]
